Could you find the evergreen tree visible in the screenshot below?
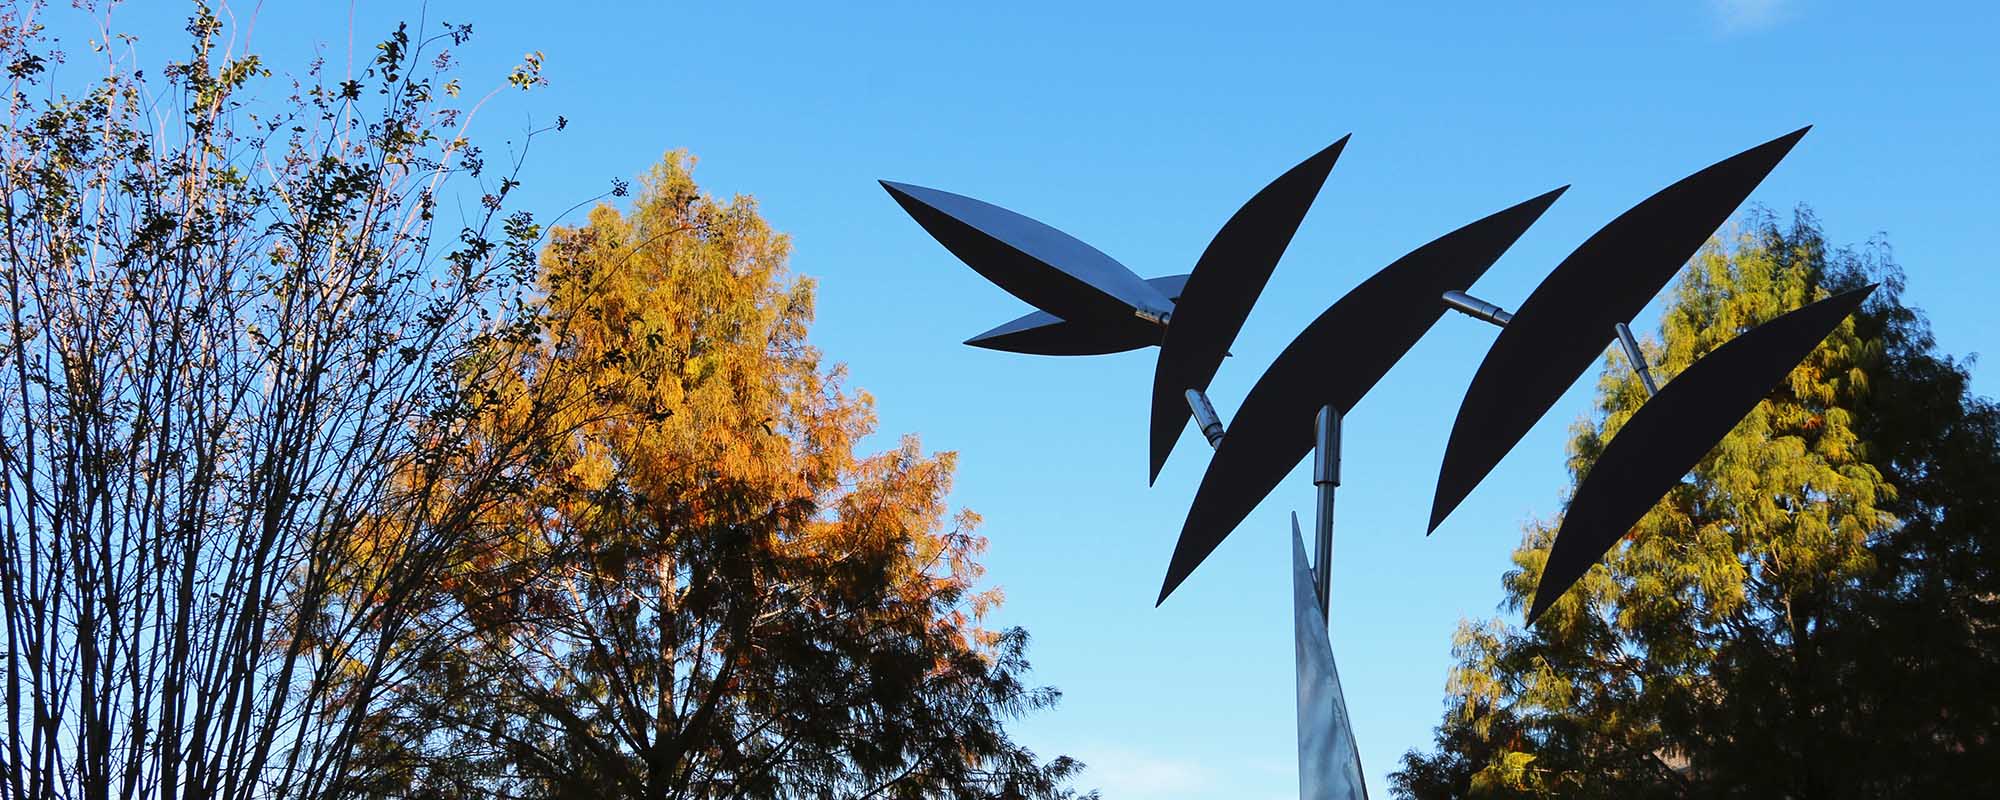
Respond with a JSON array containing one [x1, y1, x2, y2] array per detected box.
[[1393, 208, 2000, 797]]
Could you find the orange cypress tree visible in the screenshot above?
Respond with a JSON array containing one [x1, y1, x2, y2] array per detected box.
[[379, 153, 1088, 799]]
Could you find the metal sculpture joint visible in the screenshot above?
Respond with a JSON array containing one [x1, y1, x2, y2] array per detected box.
[[1615, 321, 1662, 396], [1441, 289, 1514, 326], [1443, 289, 1664, 398], [1185, 389, 1228, 448]]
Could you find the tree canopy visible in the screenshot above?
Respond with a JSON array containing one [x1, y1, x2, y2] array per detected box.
[[1393, 209, 2000, 797], [369, 154, 1088, 799]]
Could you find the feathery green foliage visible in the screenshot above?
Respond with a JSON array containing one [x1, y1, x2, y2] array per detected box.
[[1394, 208, 2000, 797]]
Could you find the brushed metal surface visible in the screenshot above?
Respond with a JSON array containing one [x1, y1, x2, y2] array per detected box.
[[881, 180, 1173, 326], [1293, 514, 1368, 800]]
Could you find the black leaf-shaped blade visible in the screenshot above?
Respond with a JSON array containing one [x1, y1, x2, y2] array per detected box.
[[1158, 188, 1566, 604], [881, 181, 1172, 326], [1429, 127, 1810, 534], [1148, 137, 1350, 484], [965, 274, 1190, 355], [1527, 285, 1874, 624]]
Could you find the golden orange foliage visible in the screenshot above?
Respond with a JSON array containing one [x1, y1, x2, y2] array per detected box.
[[378, 153, 1078, 797]]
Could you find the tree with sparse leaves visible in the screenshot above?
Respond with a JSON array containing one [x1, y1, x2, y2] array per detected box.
[[1393, 208, 2000, 798], [0, 3, 573, 799]]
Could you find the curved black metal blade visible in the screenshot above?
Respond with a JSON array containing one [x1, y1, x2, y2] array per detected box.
[[1158, 188, 1566, 604], [881, 181, 1172, 327], [1148, 137, 1351, 484], [1428, 127, 1811, 535], [1292, 514, 1368, 800], [964, 274, 1191, 355], [1527, 285, 1874, 624]]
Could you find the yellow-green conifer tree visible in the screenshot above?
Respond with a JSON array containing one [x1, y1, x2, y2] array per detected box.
[[1395, 209, 2000, 798]]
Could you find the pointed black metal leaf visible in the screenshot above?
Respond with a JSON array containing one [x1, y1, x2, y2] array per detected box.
[[1526, 285, 1874, 624], [880, 181, 1172, 326], [1429, 127, 1810, 534], [964, 274, 1191, 355], [1148, 137, 1350, 484], [1158, 188, 1565, 603]]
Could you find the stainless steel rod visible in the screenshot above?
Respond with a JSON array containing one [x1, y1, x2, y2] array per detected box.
[[1615, 322, 1659, 396], [1312, 405, 1341, 619]]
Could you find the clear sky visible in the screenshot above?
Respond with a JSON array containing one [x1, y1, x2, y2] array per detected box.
[[57, 1, 1998, 796]]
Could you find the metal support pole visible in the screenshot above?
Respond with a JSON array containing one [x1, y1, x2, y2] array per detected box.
[[1442, 289, 1513, 327], [1614, 322, 1659, 396], [1311, 405, 1341, 619], [1185, 389, 1226, 448]]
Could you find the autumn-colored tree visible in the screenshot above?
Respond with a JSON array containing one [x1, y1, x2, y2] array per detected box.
[[1393, 208, 2000, 797], [373, 154, 1088, 799], [0, 3, 574, 800]]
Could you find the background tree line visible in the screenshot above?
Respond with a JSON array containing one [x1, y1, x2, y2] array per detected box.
[[1393, 209, 2000, 798], [0, 3, 1085, 798]]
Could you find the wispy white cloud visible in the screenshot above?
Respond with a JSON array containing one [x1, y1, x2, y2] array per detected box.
[[1073, 745, 1218, 799], [1708, 0, 1793, 34], [1071, 745, 1294, 800]]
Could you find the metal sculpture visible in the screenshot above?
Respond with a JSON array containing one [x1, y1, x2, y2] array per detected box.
[[966, 274, 1190, 354], [1158, 188, 1567, 603], [1427, 127, 1811, 534], [880, 126, 1858, 799], [879, 180, 1178, 330], [1150, 139, 1352, 483], [1527, 285, 1876, 623], [881, 137, 1350, 479]]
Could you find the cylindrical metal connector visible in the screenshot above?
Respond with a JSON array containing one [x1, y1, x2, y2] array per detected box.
[[1185, 388, 1226, 449], [1134, 306, 1173, 327], [1615, 322, 1660, 396], [1313, 405, 1341, 487], [1441, 290, 1513, 327]]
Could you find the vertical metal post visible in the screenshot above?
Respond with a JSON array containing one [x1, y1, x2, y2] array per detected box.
[[1615, 322, 1659, 396], [1311, 405, 1340, 619]]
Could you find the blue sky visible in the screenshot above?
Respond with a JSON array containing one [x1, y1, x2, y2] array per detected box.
[[57, 1, 1998, 796]]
